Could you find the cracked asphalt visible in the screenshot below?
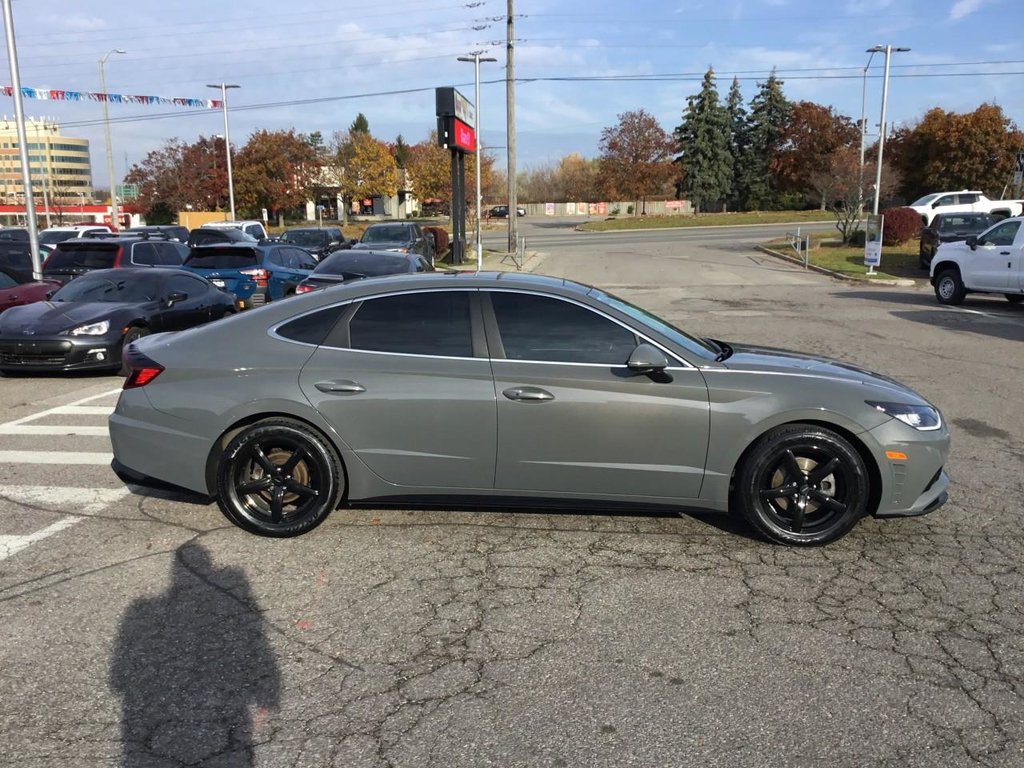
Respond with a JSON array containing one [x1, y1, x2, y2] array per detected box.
[[1, 222, 1022, 767]]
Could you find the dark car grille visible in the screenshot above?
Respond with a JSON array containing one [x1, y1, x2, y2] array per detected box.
[[0, 340, 72, 366]]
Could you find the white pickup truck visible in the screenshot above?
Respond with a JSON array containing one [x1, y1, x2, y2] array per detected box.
[[909, 191, 1024, 226], [930, 216, 1024, 305]]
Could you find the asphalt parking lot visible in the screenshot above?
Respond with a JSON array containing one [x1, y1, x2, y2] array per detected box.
[[2, 225, 1023, 767]]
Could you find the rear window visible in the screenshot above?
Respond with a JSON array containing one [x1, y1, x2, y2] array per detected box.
[[315, 252, 411, 277], [184, 248, 259, 269], [45, 245, 119, 270], [361, 225, 410, 243]]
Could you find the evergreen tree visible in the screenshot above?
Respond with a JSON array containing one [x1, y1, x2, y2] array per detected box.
[[349, 113, 370, 135], [674, 67, 733, 212], [724, 77, 748, 211], [394, 134, 410, 168], [742, 70, 791, 209]]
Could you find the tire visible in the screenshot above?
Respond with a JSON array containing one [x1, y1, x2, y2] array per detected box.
[[216, 418, 344, 537], [934, 269, 966, 306], [1005, 294, 1023, 305], [733, 424, 870, 546], [119, 326, 150, 375]]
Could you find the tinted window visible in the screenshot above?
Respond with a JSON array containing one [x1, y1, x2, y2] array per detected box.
[[360, 225, 411, 243], [165, 273, 206, 297], [244, 224, 264, 238], [264, 249, 284, 267], [131, 243, 159, 266], [349, 292, 472, 357], [51, 273, 160, 303], [0, 271, 16, 288], [184, 248, 259, 269], [45, 245, 119, 269], [281, 230, 328, 248], [277, 305, 348, 345], [315, 252, 412, 277], [38, 230, 79, 246], [490, 292, 637, 364], [156, 242, 188, 265], [0, 229, 27, 241]]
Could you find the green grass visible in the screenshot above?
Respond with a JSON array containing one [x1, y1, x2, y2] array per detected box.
[[767, 235, 921, 279], [578, 210, 833, 231]]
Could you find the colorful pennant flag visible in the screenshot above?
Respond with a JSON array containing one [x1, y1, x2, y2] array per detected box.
[[2, 84, 221, 109]]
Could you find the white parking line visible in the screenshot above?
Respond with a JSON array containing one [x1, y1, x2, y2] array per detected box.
[[0, 517, 82, 561], [0, 486, 128, 510], [1, 388, 120, 427], [0, 425, 109, 436], [0, 451, 112, 465]]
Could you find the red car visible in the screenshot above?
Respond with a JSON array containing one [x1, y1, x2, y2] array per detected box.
[[0, 266, 60, 315]]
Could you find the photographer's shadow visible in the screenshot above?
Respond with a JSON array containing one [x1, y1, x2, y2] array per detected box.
[[110, 541, 280, 767]]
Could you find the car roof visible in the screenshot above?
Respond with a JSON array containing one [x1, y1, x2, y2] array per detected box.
[[67, 266, 186, 278], [303, 270, 586, 296]]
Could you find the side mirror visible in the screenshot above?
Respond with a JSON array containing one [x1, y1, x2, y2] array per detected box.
[[626, 343, 668, 374], [165, 291, 187, 306], [932, 201, 942, 209], [966, 236, 978, 250]]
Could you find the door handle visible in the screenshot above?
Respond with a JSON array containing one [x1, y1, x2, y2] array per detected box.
[[503, 386, 554, 402], [314, 380, 365, 394], [1000, 251, 1010, 256]]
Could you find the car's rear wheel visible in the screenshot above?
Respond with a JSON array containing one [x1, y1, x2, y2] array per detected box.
[[934, 269, 966, 305], [216, 418, 344, 537], [1005, 294, 1023, 305], [734, 424, 869, 546], [119, 326, 150, 375]]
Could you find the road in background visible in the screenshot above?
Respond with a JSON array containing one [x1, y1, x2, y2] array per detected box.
[[1, 222, 1023, 767]]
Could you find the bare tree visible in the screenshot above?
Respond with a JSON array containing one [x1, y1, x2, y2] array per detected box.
[[810, 147, 901, 243]]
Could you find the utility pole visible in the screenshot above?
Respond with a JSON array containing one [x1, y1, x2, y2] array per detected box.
[[506, 0, 517, 254], [99, 49, 126, 230], [207, 83, 240, 220]]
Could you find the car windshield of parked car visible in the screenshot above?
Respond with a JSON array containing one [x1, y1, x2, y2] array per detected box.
[[361, 225, 410, 243], [588, 288, 720, 361], [39, 231, 79, 246], [51, 273, 160, 303], [281, 230, 328, 248], [0, 271, 16, 289], [910, 194, 941, 207], [938, 215, 993, 233], [184, 248, 259, 269], [45, 245, 118, 269], [315, 252, 410, 277]]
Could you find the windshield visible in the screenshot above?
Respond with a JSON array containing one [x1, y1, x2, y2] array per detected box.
[[185, 248, 259, 269], [590, 288, 719, 361], [910, 194, 941, 207], [39, 231, 79, 246], [361, 225, 410, 243], [52, 273, 160, 303], [315, 252, 411, 277], [45, 245, 118, 269], [282, 230, 328, 247]]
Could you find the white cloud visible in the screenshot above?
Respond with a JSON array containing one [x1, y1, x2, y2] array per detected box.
[[950, 0, 987, 19]]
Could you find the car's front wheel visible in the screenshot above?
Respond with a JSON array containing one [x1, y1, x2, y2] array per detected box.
[[734, 424, 870, 546], [934, 269, 966, 305], [216, 418, 345, 536]]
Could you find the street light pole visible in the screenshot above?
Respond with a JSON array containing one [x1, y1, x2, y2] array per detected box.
[[858, 47, 881, 214], [870, 45, 910, 216], [458, 52, 496, 271], [98, 48, 126, 229], [207, 83, 240, 220]]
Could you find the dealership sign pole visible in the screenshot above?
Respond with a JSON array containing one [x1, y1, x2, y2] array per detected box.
[[436, 87, 476, 266]]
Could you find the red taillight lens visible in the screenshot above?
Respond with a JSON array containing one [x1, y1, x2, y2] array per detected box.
[[240, 267, 268, 287], [295, 282, 314, 293], [122, 346, 164, 389]]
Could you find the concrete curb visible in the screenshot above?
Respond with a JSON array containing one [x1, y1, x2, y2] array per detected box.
[[756, 245, 918, 287], [446, 250, 545, 273]]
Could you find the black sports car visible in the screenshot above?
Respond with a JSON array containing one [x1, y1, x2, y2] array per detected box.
[[294, 250, 434, 293], [0, 267, 237, 374]]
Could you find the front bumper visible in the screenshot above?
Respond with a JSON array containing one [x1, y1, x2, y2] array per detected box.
[[866, 417, 951, 519], [0, 335, 121, 371]]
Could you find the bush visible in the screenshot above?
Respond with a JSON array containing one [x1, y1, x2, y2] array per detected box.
[[423, 226, 449, 256], [880, 207, 923, 246], [848, 229, 866, 247]]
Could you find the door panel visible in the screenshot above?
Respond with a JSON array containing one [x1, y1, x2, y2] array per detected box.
[[491, 362, 710, 499]]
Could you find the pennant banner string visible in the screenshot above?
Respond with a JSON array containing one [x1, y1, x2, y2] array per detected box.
[[2, 85, 221, 109]]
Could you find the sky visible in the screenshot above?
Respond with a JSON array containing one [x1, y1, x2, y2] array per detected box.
[[2, 0, 1021, 189]]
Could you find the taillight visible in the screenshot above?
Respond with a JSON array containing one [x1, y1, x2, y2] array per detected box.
[[295, 282, 314, 293], [122, 346, 164, 389], [240, 267, 268, 287]]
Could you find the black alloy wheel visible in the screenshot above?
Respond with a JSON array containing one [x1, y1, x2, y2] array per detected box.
[[735, 424, 869, 546], [119, 326, 150, 375], [216, 418, 344, 536]]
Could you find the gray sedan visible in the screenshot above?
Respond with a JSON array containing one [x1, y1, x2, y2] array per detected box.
[[109, 272, 950, 545]]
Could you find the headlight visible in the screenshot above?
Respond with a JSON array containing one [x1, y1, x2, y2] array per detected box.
[[69, 319, 110, 336], [866, 401, 941, 431]]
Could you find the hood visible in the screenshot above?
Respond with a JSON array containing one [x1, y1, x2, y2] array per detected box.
[[719, 342, 923, 399], [0, 301, 138, 336]]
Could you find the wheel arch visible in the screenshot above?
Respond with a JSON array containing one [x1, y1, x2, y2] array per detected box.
[[728, 418, 883, 516], [203, 410, 349, 498], [931, 260, 960, 280]]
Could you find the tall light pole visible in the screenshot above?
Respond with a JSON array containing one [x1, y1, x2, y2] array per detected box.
[[98, 48, 125, 229], [869, 45, 910, 216], [458, 52, 496, 271], [207, 83, 240, 220], [858, 47, 881, 214], [2, 0, 42, 277]]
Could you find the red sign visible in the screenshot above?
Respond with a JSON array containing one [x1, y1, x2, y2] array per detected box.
[[452, 118, 476, 153]]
